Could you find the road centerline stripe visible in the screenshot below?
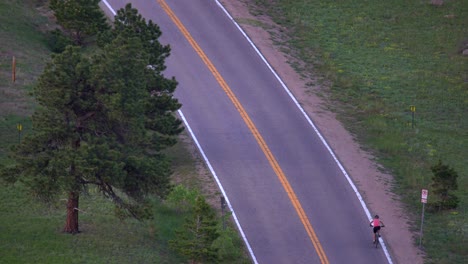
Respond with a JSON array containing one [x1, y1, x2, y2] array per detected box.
[[157, 0, 329, 263]]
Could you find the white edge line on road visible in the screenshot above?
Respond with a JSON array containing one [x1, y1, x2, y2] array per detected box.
[[102, 0, 116, 15], [177, 110, 259, 264], [101, 1, 258, 264], [214, 1, 394, 263]]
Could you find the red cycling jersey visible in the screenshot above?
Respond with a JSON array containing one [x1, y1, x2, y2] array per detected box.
[[373, 219, 380, 227]]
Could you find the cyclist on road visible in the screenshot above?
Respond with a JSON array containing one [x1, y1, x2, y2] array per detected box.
[[370, 215, 385, 243]]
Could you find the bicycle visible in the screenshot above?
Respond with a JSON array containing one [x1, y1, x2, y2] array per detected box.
[[370, 215, 385, 248], [372, 225, 384, 248]]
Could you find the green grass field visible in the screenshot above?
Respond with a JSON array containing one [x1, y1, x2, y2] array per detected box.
[[0, 182, 185, 263], [0, 1, 249, 263], [253, 0, 467, 263]]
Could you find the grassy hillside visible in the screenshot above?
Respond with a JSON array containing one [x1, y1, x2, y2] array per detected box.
[[254, 0, 467, 263], [0, 1, 249, 263], [0, 0, 47, 161]]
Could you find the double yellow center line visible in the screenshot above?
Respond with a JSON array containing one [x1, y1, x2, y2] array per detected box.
[[157, 1, 329, 263]]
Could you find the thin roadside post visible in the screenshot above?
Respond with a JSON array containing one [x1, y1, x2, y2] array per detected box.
[[221, 196, 226, 230], [12, 56, 16, 83], [419, 189, 428, 248]]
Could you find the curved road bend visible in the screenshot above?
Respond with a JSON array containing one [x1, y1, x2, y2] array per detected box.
[[103, 1, 391, 263]]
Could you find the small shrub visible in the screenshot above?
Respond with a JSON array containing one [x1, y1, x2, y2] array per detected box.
[[165, 185, 198, 213], [430, 160, 459, 210], [169, 196, 220, 263], [212, 225, 244, 262]]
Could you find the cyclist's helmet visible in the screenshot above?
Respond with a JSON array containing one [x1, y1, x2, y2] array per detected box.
[[374, 215, 379, 219]]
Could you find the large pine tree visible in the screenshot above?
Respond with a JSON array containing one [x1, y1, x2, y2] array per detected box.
[[2, 5, 183, 233]]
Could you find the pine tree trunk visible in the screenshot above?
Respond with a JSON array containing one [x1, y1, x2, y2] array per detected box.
[[64, 192, 79, 234]]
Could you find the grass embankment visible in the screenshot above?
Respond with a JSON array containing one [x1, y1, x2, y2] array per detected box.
[[0, 0, 44, 162], [254, 0, 466, 263], [0, 1, 248, 263]]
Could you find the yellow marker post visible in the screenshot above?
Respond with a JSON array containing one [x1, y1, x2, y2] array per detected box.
[[410, 105, 416, 128], [17, 123, 22, 143]]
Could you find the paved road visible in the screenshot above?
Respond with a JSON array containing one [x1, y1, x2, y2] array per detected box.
[[103, 1, 391, 263]]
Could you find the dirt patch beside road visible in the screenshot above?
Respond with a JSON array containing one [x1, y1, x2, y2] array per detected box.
[[217, 0, 425, 263]]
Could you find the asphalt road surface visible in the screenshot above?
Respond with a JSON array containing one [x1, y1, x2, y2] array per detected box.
[[103, 1, 392, 263]]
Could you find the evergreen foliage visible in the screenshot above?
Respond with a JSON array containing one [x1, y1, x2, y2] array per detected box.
[[212, 223, 245, 262], [47, 29, 73, 53], [50, 0, 109, 45], [430, 160, 459, 210], [170, 196, 220, 263], [99, 3, 183, 149]]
